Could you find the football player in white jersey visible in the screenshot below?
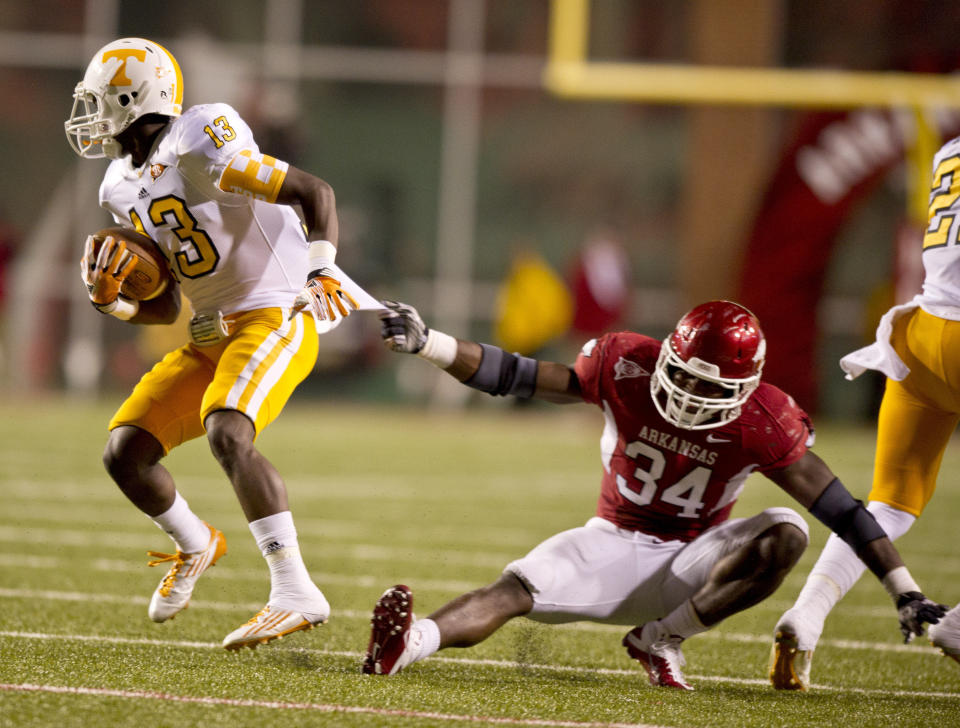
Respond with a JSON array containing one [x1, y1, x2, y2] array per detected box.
[[771, 135, 960, 690], [66, 37, 360, 650]]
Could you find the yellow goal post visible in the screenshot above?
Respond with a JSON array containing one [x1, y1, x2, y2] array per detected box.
[[544, 0, 960, 221]]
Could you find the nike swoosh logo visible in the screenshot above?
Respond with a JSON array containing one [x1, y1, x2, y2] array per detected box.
[[705, 434, 731, 443]]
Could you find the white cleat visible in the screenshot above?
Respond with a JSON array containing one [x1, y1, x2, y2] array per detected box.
[[929, 604, 960, 665], [222, 597, 329, 651], [147, 523, 227, 623]]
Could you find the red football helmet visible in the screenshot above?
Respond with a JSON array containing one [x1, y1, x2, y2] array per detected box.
[[651, 300, 766, 430]]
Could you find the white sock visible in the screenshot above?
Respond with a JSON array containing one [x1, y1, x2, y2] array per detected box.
[[787, 500, 916, 647], [410, 618, 441, 663], [654, 599, 708, 641], [248, 511, 328, 618], [151, 492, 210, 553]]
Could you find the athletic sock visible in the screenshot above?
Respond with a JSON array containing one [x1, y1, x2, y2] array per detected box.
[[655, 599, 708, 641], [248, 511, 328, 620], [410, 618, 441, 663], [151, 492, 211, 554], [787, 500, 916, 648]]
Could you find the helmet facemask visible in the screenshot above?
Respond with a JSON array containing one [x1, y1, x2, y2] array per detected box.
[[651, 343, 760, 430]]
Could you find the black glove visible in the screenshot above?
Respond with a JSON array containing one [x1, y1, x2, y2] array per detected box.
[[379, 300, 428, 354], [896, 591, 948, 643]]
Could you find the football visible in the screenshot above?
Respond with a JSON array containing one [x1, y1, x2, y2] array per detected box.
[[89, 226, 172, 301]]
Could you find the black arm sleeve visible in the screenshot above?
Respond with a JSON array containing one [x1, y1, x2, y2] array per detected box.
[[463, 343, 539, 399], [809, 477, 887, 552]]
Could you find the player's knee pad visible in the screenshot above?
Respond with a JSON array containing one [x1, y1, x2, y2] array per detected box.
[[757, 506, 810, 542]]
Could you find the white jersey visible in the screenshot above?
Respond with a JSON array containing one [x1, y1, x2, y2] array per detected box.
[[842, 134, 960, 380], [919, 134, 960, 320], [98, 103, 308, 316]]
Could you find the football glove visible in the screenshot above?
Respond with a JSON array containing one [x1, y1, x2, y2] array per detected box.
[[290, 266, 359, 321], [379, 300, 427, 354], [896, 591, 948, 643], [81, 234, 138, 306]]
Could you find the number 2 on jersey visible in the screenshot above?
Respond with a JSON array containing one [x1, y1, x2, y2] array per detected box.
[[615, 440, 709, 518], [924, 154, 960, 250]]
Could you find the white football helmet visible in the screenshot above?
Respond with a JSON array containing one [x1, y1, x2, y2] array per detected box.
[[65, 37, 183, 160]]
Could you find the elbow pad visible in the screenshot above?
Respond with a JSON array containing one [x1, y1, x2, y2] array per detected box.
[[464, 344, 539, 399], [809, 477, 887, 552]]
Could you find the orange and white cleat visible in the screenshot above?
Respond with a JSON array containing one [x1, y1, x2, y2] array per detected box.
[[222, 598, 329, 651], [147, 522, 227, 622]]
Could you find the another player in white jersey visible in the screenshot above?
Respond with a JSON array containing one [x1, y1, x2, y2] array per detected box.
[[771, 135, 960, 689], [66, 37, 360, 650]]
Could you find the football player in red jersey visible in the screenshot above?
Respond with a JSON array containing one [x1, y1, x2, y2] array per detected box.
[[362, 299, 946, 690]]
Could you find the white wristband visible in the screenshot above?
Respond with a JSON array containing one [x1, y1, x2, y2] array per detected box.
[[308, 239, 337, 271], [882, 565, 921, 599], [95, 296, 139, 321], [417, 329, 458, 368]]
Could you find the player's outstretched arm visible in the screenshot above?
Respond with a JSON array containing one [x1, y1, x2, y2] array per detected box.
[[768, 451, 947, 642], [379, 300, 582, 403]]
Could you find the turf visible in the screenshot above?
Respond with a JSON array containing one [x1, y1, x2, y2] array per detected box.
[[1, 396, 958, 727]]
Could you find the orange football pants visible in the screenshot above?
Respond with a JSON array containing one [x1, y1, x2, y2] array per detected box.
[[870, 306, 960, 516], [109, 308, 318, 453]]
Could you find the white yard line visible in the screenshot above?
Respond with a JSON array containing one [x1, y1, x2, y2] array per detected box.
[[0, 585, 935, 652], [1, 630, 958, 700], [0, 682, 671, 728]]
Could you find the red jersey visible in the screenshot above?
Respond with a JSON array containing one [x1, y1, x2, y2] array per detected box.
[[575, 332, 813, 542]]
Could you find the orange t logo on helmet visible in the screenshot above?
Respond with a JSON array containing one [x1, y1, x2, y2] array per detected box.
[[102, 48, 146, 86]]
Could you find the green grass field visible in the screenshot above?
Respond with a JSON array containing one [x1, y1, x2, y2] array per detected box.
[[1, 396, 958, 727]]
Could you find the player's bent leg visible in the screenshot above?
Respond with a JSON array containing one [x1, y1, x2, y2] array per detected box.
[[104, 426, 227, 622], [625, 518, 805, 693], [431, 572, 534, 647], [207, 411, 329, 650], [695, 521, 807, 625], [205, 409, 288, 520], [103, 425, 176, 516], [929, 604, 960, 665]]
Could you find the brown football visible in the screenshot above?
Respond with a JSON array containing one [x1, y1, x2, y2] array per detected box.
[[90, 226, 172, 301]]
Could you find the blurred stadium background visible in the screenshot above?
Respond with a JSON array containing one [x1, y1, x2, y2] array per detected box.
[[3, 0, 960, 420]]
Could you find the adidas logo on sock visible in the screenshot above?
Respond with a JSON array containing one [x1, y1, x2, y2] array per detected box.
[[263, 540, 285, 555]]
